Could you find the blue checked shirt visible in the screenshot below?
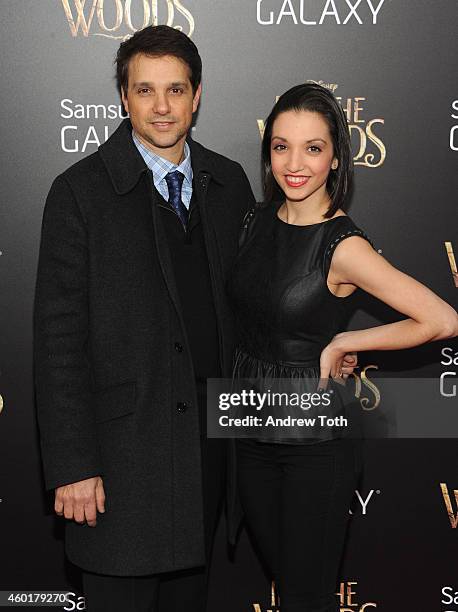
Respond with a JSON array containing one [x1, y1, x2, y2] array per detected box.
[[132, 130, 193, 209]]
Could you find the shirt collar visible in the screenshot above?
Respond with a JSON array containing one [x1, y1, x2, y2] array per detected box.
[[132, 130, 193, 186]]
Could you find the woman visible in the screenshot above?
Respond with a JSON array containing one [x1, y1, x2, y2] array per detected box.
[[228, 83, 458, 612]]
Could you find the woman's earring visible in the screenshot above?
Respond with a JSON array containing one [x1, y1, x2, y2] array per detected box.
[[331, 160, 339, 170]]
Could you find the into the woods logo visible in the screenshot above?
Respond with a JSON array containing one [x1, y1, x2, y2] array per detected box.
[[440, 483, 458, 528], [257, 82, 386, 168], [253, 581, 377, 610], [445, 242, 458, 288], [253, 581, 279, 612], [337, 582, 377, 610], [61, 0, 194, 40]]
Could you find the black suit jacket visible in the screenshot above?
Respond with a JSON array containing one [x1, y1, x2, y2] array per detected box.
[[33, 118, 255, 575]]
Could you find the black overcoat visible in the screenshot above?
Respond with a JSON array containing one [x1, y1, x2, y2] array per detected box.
[[33, 118, 254, 575]]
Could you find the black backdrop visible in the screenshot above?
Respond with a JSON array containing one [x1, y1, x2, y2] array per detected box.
[[1, 1, 457, 610]]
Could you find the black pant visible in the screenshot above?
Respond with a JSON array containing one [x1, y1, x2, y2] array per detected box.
[[236, 438, 362, 612], [83, 392, 226, 612]]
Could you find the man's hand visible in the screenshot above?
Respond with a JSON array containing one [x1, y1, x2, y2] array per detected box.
[[55, 476, 105, 527]]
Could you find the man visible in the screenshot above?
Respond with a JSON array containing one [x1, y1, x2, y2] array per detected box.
[[34, 25, 255, 612], [34, 24, 357, 612]]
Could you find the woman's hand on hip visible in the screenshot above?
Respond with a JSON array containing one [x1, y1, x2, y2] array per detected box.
[[319, 334, 356, 389]]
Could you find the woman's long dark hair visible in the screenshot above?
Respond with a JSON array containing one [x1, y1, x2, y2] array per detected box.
[[262, 82, 353, 217]]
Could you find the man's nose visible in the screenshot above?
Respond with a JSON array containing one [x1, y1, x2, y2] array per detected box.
[[152, 92, 171, 115]]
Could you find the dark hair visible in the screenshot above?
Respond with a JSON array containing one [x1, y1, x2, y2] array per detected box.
[[262, 82, 353, 217], [115, 25, 202, 96]]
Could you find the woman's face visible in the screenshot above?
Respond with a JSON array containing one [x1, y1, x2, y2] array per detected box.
[[270, 110, 337, 206]]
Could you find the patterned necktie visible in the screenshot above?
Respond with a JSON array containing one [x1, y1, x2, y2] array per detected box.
[[165, 170, 188, 229]]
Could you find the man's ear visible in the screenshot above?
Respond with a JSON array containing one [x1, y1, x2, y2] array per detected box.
[[192, 83, 202, 113], [121, 87, 129, 114]]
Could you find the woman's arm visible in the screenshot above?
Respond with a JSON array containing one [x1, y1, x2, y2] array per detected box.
[[321, 236, 458, 378]]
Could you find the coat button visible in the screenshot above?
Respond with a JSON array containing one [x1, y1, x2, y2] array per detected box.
[[176, 402, 188, 413], [174, 342, 183, 353]]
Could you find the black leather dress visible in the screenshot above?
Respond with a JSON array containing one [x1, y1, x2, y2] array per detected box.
[[227, 201, 376, 444]]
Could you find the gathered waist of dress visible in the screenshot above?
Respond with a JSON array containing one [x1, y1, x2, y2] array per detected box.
[[233, 346, 320, 376]]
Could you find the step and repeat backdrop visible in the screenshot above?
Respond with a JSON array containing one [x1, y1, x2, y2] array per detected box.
[[1, 1, 457, 610]]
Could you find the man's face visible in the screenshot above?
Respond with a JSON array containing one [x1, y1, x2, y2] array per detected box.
[[121, 53, 201, 163]]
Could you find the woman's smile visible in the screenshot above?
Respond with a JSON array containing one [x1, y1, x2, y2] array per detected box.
[[284, 175, 310, 188]]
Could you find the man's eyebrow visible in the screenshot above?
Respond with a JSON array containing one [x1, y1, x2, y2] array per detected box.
[[132, 81, 152, 88], [132, 81, 189, 88]]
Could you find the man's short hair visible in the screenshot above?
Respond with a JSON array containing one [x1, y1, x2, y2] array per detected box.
[[115, 25, 202, 95]]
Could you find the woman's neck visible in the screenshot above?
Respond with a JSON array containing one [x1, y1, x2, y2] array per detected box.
[[281, 195, 332, 225]]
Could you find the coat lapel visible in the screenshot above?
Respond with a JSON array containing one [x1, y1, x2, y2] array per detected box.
[[98, 119, 182, 319], [189, 141, 230, 374], [98, 118, 148, 195], [148, 178, 185, 323], [97, 119, 227, 343]]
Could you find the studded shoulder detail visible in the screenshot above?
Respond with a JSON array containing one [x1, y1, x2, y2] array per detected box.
[[322, 221, 377, 281], [325, 227, 375, 259]]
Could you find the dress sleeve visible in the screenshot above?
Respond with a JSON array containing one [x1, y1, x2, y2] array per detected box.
[[322, 222, 377, 280]]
